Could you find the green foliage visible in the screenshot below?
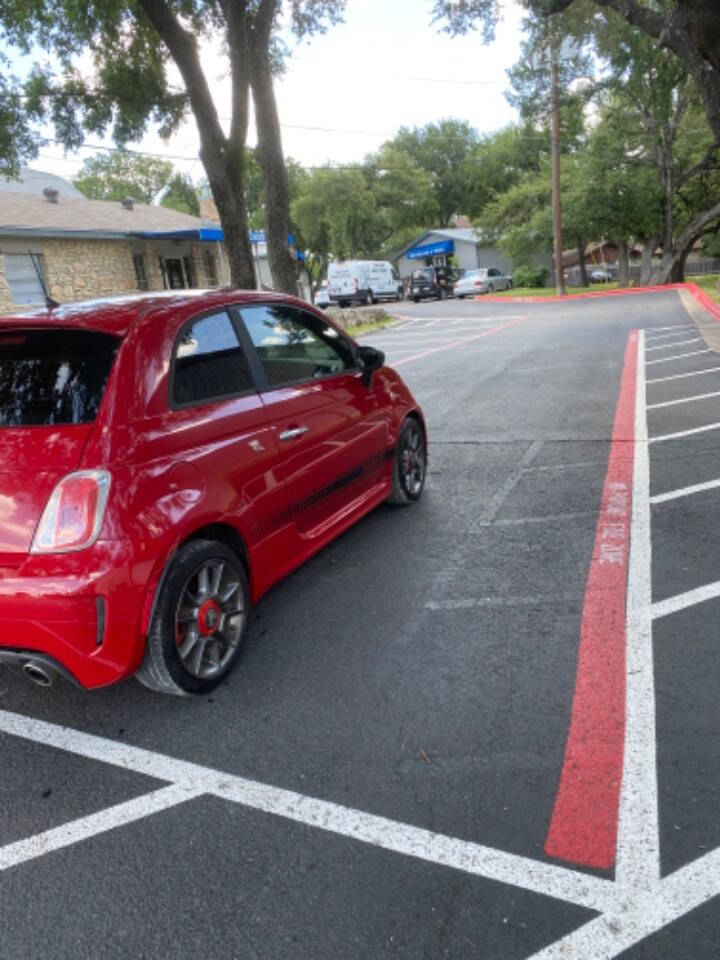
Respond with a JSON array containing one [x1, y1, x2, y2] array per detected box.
[[513, 264, 549, 287], [160, 172, 200, 216], [0, 59, 36, 176], [392, 119, 480, 226], [73, 149, 173, 204]]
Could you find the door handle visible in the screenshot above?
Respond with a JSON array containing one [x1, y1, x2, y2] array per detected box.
[[279, 426, 309, 441]]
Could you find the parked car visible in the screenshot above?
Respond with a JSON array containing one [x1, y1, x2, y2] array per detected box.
[[590, 268, 613, 283], [409, 266, 459, 301], [456, 267, 512, 296], [314, 283, 331, 307], [328, 260, 403, 306], [0, 290, 426, 695]]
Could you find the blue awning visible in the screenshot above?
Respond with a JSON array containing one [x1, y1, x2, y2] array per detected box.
[[137, 228, 298, 247], [407, 239, 454, 259], [137, 228, 224, 242]]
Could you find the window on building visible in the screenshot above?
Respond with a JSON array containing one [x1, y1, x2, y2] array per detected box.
[[172, 311, 254, 406], [3, 253, 46, 306], [133, 254, 149, 291], [203, 249, 219, 287]]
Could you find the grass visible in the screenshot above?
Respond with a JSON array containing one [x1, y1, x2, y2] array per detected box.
[[690, 274, 720, 303], [343, 315, 400, 337], [489, 282, 620, 298]]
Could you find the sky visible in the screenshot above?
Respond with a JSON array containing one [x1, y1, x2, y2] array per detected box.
[[27, 0, 528, 183]]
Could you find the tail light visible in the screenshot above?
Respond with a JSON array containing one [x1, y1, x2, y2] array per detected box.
[[474, 280, 483, 287], [31, 470, 111, 554]]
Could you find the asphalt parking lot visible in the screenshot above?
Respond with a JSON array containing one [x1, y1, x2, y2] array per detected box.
[[1, 290, 720, 958]]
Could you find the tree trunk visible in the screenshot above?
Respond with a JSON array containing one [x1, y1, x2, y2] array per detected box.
[[250, 48, 298, 296], [576, 241, 589, 287], [654, 197, 720, 283], [639, 236, 661, 285], [137, 0, 256, 290], [616, 239, 630, 287]]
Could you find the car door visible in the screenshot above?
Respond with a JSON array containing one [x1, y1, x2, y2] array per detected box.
[[235, 302, 391, 537]]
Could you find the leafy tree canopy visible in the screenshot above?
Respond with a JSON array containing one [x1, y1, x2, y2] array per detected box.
[[72, 149, 173, 204]]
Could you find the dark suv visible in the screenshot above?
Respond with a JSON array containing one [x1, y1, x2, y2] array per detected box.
[[409, 266, 458, 302]]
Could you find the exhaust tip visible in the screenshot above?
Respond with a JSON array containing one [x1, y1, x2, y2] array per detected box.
[[23, 662, 54, 687]]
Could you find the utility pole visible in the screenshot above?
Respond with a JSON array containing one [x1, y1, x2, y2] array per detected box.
[[550, 36, 565, 296]]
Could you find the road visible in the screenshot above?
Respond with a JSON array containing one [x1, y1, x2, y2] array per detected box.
[[1, 289, 719, 958]]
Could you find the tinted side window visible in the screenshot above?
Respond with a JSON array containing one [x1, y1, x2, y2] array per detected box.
[[172, 311, 253, 406], [0, 329, 119, 426], [240, 305, 355, 388]]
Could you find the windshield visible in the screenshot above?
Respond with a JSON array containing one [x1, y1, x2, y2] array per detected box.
[[0, 328, 120, 426]]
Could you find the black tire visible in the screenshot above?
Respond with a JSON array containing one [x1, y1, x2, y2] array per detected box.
[[388, 417, 426, 506], [507, 279, 513, 290], [412, 297, 420, 303], [365, 291, 374, 306], [135, 539, 250, 696], [487, 283, 494, 293], [457, 294, 466, 300]]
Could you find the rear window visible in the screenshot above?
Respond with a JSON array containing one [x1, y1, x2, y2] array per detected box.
[[0, 329, 120, 426], [412, 269, 433, 280]]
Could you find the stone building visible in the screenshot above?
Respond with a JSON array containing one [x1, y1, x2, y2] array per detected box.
[[0, 169, 229, 313]]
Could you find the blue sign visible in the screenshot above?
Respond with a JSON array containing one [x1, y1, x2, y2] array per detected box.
[[249, 231, 296, 246], [407, 239, 454, 259]]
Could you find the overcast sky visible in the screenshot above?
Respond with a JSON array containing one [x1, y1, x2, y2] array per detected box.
[[29, 0, 527, 182]]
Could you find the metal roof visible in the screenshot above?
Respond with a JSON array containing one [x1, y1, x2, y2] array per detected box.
[[0, 167, 84, 198]]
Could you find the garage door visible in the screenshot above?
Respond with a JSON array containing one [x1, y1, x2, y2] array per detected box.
[[3, 254, 45, 306]]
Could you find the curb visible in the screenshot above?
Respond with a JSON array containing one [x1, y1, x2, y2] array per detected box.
[[475, 281, 720, 321]]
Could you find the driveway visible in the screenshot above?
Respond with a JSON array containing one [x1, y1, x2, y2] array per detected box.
[[1, 290, 719, 958]]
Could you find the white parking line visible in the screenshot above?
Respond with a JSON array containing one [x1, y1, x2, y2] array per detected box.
[[645, 338, 702, 352], [616, 328, 660, 891], [645, 324, 695, 335], [651, 580, 720, 619], [650, 477, 720, 504], [425, 593, 578, 611], [647, 366, 720, 385], [0, 783, 202, 872], [646, 390, 720, 410], [645, 349, 711, 365], [0, 709, 615, 913], [649, 421, 720, 443]]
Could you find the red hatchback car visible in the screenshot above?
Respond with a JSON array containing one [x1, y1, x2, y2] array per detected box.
[[0, 290, 426, 695]]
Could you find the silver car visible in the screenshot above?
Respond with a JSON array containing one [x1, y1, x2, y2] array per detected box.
[[454, 267, 513, 298]]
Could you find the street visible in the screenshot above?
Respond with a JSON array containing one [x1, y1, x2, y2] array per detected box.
[[1, 289, 719, 958]]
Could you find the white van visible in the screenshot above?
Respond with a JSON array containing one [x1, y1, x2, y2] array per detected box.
[[327, 260, 403, 306]]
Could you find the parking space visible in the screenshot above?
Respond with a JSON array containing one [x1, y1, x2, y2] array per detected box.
[[1, 292, 720, 957]]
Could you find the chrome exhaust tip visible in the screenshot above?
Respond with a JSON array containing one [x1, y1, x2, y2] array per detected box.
[[23, 661, 55, 687]]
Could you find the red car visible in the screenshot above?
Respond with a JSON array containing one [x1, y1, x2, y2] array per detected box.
[[0, 291, 426, 695]]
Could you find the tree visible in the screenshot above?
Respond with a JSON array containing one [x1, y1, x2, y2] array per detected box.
[[432, 0, 720, 145], [292, 167, 382, 276], [73, 149, 173, 203], [391, 120, 480, 226], [2, 0, 345, 293], [160, 171, 200, 216], [0, 58, 37, 177]]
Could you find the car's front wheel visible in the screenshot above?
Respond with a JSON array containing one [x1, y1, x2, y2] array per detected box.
[[388, 417, 426, 506], [136, 539, 250, 696]]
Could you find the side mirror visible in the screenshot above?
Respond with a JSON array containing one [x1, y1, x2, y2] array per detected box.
[[357, 345, 385, 386]]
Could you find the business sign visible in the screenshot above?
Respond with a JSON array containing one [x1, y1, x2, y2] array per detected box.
[[407, 239, 454, 259]]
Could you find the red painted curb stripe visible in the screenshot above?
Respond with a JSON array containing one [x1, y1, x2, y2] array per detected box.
[[476, 281, 720, 315], [544, 331, 639, 870], [392, 317, 525, 366]]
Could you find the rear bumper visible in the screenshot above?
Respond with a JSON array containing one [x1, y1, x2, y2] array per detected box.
[[0, 540, 147, 689]]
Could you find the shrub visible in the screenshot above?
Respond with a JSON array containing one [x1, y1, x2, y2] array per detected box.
[[512, 265, 549, 288]]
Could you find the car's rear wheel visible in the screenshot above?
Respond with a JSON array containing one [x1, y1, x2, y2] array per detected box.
[[136, 540, 249, 696], [487, 283, 494, 293], [507, 279, 513, 290], [388, 417, 426, 506]]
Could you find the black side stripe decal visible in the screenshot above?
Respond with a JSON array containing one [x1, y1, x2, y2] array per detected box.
[[252, 446, 395, 541]]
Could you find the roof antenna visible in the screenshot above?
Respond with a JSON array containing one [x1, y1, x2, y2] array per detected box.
[[28, 251, 60, 310]]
